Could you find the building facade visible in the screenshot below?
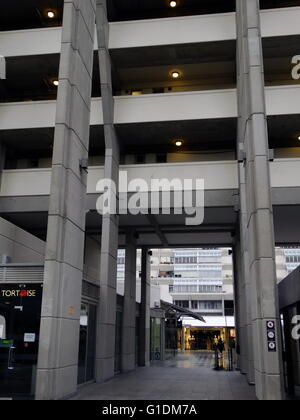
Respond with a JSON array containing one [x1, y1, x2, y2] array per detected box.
[[1, 0, 300, 400]]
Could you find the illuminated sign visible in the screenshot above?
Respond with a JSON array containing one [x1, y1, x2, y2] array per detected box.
[[0, 289, 36, 298]]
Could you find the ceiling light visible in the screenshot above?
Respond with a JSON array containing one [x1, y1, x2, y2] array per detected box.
[[47, 11, 55, 18], [298, 135, 300, 141], [175, 140, 183, 147], [172, 71, 180, 79], [170, 1, 177, 7], [53, 80, 59, 87]]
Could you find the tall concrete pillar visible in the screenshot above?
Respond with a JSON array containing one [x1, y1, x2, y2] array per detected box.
[[235, 0, 255, 384], [236, 0, 284, 400], [0, 142, 5, 186], [139, 247, 151, 366], [121, 231, 137, 372], [95, 0, 120, 382], [35, 0, 96, 400]]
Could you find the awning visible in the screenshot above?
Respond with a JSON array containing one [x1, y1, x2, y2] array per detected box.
[[161, 300, 206, 323]]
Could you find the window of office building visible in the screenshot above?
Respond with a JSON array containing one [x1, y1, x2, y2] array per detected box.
[[286, 255, 300, 263], [175, 257, 197, 264], [174, 300, 189, 309], [197, 301, 222, 310]]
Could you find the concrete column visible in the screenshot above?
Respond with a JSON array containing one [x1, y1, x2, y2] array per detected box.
[[139, 247, 151, 366], [236, 0, 255, 384], [35, 0, 96, 400], [0, 142, 5, 187], [121, 231, 137, 372], [95, 0, 120, 382], [236, 0, 284, 400]]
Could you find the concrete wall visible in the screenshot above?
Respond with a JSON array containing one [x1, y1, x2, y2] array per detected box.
[[0, 217, 45, 263]]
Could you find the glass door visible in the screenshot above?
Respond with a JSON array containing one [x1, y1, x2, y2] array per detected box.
[[0, 284, 43, 399], [77, 302, 97, 385]]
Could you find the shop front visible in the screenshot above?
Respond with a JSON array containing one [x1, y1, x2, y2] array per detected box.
[[0, 283, 43, 399], [279, 267, 300, 399], [182, 326, 236, 352]]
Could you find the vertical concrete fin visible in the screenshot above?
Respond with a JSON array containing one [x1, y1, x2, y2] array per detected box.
[[35, 0, 96, 400], [95, 0, 120, 383], [236, 0, 284, 400]]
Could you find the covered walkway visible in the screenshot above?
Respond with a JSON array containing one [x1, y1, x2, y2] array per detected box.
[[73, 352, 256, 401]]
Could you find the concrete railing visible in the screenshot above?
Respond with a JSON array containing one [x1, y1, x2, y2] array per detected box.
[[0, 161, 238, 197], [1, 85, 299, 130], [1, 7, 300, 57], [1, 159, 300, 198]]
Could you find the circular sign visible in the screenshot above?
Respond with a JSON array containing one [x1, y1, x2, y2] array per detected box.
[[267, 331, 275, 340], [268, 342, 276, 350], [267, 321, 275, 330]]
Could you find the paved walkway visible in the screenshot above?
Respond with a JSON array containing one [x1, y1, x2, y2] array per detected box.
[[73, 351, 256, 400]]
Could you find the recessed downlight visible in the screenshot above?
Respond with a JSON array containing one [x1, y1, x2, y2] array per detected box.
[[53, 79, 59, 87], [175, 140, 183, 147], [171, 71, 180, 79], [47, 11, 55, 19], [170, 1, 178, 7]]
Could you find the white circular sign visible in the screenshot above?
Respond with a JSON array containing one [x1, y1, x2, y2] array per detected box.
[[267, 331, 275, 340], [268, 342, 276, 350], [267, 321, 275, 329]]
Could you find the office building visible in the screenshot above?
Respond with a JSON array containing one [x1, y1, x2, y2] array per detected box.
[[1, 0, 300, 401]]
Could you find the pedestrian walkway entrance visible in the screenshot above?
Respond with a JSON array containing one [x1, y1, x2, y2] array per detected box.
[[73, 351, 256, 401]]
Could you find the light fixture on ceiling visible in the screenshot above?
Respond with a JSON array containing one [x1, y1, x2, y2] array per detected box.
[[175, 140, 183, 147], [171, 71, 180, 79], [170, 1, 178, 7], [47, 11, 56, 18], [53, 79, 59, 87]]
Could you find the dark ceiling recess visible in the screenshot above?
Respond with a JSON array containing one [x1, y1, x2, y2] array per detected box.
[[1, 0, 300, 30], [0, 0, 63, 31], [260, 0, 300, 9], [108, 0, 236, 22]]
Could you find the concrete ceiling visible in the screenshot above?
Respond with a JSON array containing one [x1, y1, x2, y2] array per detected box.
[[0, 204, 238, 247], [108, 0, 235, 22], [3, 204, 300, 247], [1, 0, 300, 31], [0, 0, 63, 31]]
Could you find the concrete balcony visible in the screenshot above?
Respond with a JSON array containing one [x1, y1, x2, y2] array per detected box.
[[1, 7, 300, 57], [1, 85, 299, 130], [0, 161, 238, 197], [1, 159, 300, 199]]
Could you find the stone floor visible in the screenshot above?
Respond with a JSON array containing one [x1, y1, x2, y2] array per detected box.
[[73, 351, 257, 400]]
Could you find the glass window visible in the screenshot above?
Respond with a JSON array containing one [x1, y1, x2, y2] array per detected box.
[[150, 318, 162, 361], [191, 301, 198, 309]]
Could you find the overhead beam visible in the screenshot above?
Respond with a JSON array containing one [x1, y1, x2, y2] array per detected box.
[[147, 214, 169, 247]]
